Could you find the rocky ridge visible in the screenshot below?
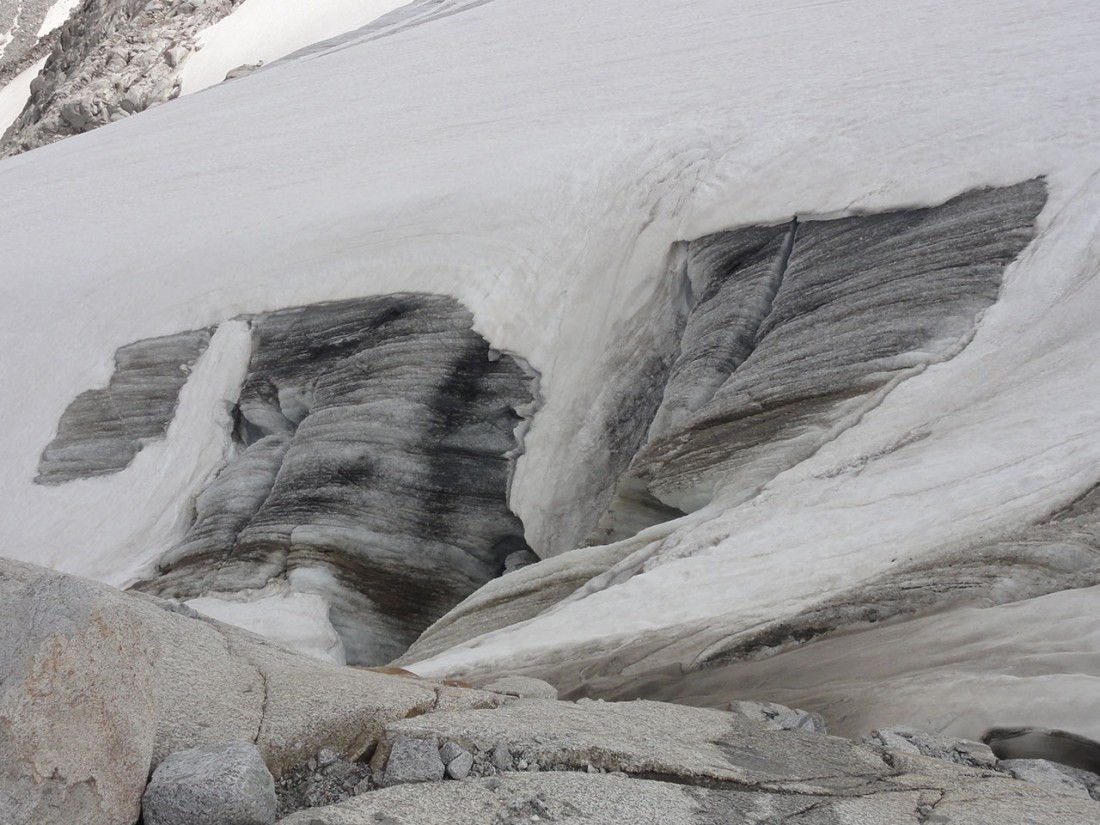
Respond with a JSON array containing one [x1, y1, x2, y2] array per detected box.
[[1, 0, 245, 156], [3, 557, 1097, 825]]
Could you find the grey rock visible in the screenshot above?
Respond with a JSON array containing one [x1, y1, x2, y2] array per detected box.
[[225, 61, 264, 81], [159, 599, 201, 619], [439, 741, 466, 765], [481, 675, 559, 700], [128, 295, 536, 666], [727, 700, 826, 734], [274, 772, 762, 825], [382, 737, 445, 786], [2, 0, 248, 157], [0, 0, 67, 85], [0, 558, 456, 824], [36, 328, 212, 483], [863, 727, 998, 770], [0, 560, 159, 825], [274, 752, 373, 819], [164, 46, 189, 68], [141, 741, 277, 825], [445, 749, 474, 780], [490, 742, 514, 772], [275, 713, 1100, 824], [376, 698, 889, 792], [999, 758, 1100, 800]]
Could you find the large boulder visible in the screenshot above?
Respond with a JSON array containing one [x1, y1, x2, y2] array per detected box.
[[142, 741, 277, 825], [0, 559, 485, 825]]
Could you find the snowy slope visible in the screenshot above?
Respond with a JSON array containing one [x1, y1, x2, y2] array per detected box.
[[0, 56, 44, 134], [1, 0, 1099, 735], [179, 0, 410, 94]]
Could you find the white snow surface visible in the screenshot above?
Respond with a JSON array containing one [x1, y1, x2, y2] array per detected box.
[[36, 0, 79, 36], [187, 587, 347, 664], [0, 56, 44, 135], [1, 0, 1100, 735], [179, 0, 409, 95]]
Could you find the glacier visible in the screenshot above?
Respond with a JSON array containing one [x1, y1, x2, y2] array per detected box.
[[1, 0, 1099, 756]]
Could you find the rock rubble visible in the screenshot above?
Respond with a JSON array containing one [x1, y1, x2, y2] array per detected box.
[[1, 0, 246, 156], [2, 559, 1098, 825]]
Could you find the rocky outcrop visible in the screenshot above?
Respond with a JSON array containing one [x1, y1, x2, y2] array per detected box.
[[0, 0, 66, 86], [0, 558, 494, 825], [275, 697, 1100, 824], [1, 0, 245, 156], [5, 558, 1099, 825], [728, 699, 826, 734], [863, 727, 998, 770]]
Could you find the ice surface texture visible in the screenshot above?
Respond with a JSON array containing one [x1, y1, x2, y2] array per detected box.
[[40, 295, 534, 665], [594, 180, 1047, 540], [36, 329, 213, 483]]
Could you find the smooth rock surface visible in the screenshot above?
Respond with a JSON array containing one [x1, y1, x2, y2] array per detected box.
[[275, 772, 924, 825], [374, 699, 890, 792], [142, 741, 277, 825], [279, 700, 1100, 825], [0, 559, 158, 825], [999, 759, 1100, 801], [481, 675, 559, 700]]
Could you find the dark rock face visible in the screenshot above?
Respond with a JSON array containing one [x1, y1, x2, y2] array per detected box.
[[62, 295, 538, 665], [36, 328, 213, 484], [593, 179, 1047, 541]]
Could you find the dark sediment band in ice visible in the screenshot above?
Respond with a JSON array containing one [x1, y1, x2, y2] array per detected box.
[[593, 179, 1048, 542], [41, 294, 535, 665], [36, 328, 213, 484]]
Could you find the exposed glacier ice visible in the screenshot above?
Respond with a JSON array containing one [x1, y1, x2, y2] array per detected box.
[[1, 0, 1099, 743]]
